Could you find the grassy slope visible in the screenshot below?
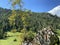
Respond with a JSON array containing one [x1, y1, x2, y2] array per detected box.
[[0, 32, 23, 45]]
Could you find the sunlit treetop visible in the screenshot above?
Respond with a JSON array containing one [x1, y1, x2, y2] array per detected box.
[[9, 0, 23, 9]]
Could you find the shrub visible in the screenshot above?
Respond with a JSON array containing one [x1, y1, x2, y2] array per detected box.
[[14, 39, 17, 41], [25, 30, 36, 42]]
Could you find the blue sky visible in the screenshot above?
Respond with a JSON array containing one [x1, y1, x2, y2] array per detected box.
[[0, 0, 60, 12]]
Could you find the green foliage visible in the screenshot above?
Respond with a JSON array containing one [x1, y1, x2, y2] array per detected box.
[[0, 29, 7, 39], [21, 28, 27, 33], [21, 29, 36, 42], [0, 29, 4, 39], [11, 29, 17, 33], [0, 0, 59, 44], [55, 29, 60, 36], [50, 35, 59, 45], [8, 10, 16, 25], [9, 0, 23, 9], [0, 7, 60, 39], [26, 30, 36, 41], [14, 38, 17, 41], [1, 7, 60, 32]]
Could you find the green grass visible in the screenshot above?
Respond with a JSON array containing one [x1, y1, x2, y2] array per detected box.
[[0, 32, 23, 45], [0, 30, 60, 45], [55, 29, 60, 36]]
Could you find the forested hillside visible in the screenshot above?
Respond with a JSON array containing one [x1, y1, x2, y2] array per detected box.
[[0, 7, 60, 32], [0, 7, 60, 45]]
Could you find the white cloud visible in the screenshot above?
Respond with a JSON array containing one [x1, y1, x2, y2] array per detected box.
[[48, 5, 60, 17]]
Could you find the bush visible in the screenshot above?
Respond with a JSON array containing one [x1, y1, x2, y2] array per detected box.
[[50, 35, 59, 45], [14, 39, 17, 41], [25, 30, 36, 42], [21, 29, 27, 33], [20, 29, 36, 42], [3, 32, 7, 38]]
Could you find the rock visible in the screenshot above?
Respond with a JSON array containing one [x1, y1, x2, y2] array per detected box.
[[22, 27, 59, 45]]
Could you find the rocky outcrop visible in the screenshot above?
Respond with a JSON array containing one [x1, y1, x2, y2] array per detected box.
[[22, 27, 59, 45]]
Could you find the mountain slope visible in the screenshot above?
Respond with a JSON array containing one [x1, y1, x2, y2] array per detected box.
[[0, 7, 60, 32]]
